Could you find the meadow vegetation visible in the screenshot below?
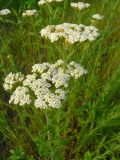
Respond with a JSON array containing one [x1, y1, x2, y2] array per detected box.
[[0, 0, 120, 159]]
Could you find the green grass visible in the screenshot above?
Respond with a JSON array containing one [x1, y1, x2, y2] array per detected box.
[[0, 0, 120, 159]]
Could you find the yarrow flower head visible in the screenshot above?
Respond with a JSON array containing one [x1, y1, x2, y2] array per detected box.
[[40, 23, 100, 44], [3, 72, 24, 91], [9, 86, 31, 106], [92, 14, 104, 20], [22, 9, 37, 17], [0, 9, 11, 16], [71, 2, 90, 10], [3, 60, 87, 109], [67, 61, 88, 79], [38, 0, 63, 6]]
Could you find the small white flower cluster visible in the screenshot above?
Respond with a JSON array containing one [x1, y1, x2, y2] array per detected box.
[[22, 10, 37, 17], [3, 60, 87, 109], [92, 14, 104, 20], [9, 87, 31, 105], [67, 61, 88, 79], [0, 9, 11, 16], [38, 0, 63, 6], [40, 23, 100, 44], [3, 72, 24, 91], [71, 2, 90, 10]]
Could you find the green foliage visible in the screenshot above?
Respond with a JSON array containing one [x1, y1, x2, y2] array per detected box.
[[0, 0, 120, 159], [8, 147, 25, 160], [0, 0, 38, 10]]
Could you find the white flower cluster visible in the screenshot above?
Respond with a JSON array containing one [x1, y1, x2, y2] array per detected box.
[[9, 87, 31, 105], [0, 9, 11, 16], [71, 2, 90, 10], [92, 14, 104, 20], [38, 0, 63, 6], [22, 10, 37, 17], [3, 72, 24, 91], [3, 60, 87, 109], [40, 23, 100, 44], [67, 61, 88, 79]]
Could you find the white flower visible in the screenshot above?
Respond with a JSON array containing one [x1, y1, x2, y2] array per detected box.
[[3, 72, 24, 91], [55, 59, 64, 67], [22, 9, 37, 17], [45, 93, 61, 108], [30, 79, 51, 92], [35, 97, 47, 109], [9, 87, 31, 105], [40, 23, 100, 44], [4, 60, 87, 109], [48, 33, 59, 42], [38, 0, 46, 5], [67, 61, 87, 79], [41, 72, 51, 80], [52, 68, 70, 88], [38, 0, 63, 6], [92, 14, 104, 20], [0, 9, 11, 15], [40, 25, 55, 37], [71, 2, 90, 10], [23, 74, 37, 87], [55, 89, 66, 99], [32, 63, 48, 73]]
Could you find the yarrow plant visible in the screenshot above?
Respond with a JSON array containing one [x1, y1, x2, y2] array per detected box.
[[71, 2, 90, 11], [92, 14, 104, 20], [38, 0, 63, 6], [3, 60, 87, 109], [0, 9, 11, 16], [3, 72, 24, 91], [40, 23, 100, 44], [22, 9, 38, 17]]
